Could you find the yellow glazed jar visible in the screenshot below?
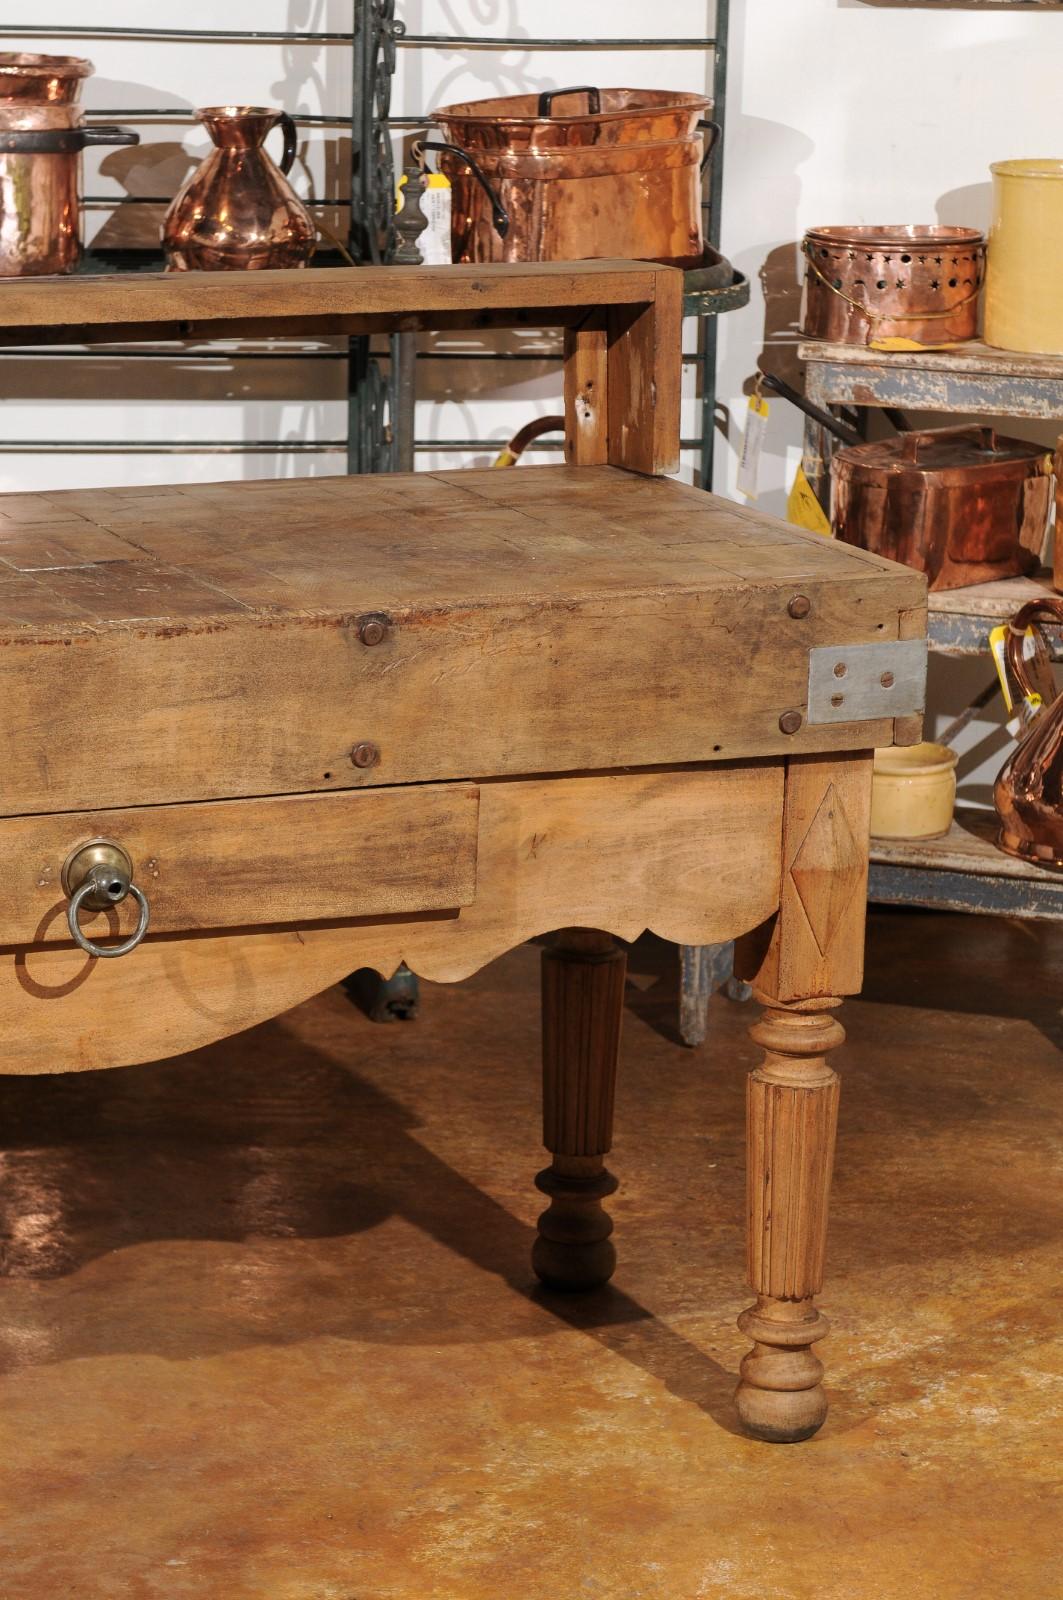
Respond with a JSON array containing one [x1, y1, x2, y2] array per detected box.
[[985, 159, 1063, 354], [871, 743, 958, 840]]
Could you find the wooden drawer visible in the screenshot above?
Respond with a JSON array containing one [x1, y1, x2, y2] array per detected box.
[[0, 783, 479, 947]]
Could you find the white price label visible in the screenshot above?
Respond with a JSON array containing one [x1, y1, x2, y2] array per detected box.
[[737, 394, 770, 499]]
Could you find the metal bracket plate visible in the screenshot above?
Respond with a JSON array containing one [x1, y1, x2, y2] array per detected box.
[[807, 639, 926, 725]]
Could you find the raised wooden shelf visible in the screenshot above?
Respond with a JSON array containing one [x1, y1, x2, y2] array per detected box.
[[869, 806, 1063, 919], [928, 570, 1062, 657]]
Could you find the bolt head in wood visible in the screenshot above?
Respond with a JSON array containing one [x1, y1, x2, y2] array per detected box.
[[779, 710, 804, 735], [357, 612, 390, 647], [787, 594, 811, 619], [350, 741, 380, 769]]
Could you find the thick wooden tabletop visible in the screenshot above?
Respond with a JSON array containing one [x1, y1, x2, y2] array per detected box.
[[0, 465, 919, 631], [0, 465, 925, 815]]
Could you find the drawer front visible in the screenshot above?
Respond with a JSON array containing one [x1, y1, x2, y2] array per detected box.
[[0, 783, 479, 947]]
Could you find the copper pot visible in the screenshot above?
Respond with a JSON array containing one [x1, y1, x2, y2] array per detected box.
[[430, 86, 717, 267], [162, 106, 316, 271], [995, 597, 1063, 867], [802, 225, 985, 346], [0, 52, 138, 275], [832, 426, 1052, 591], [1052, 435, 1063, 592]]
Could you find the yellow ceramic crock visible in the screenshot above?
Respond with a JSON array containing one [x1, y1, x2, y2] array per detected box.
[[871, 743, 958, 840], [985, 159, 1063, 354]]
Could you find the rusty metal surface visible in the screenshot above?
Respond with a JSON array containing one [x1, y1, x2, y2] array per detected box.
[[801, 225, 984, 346], [433, 88, 712, 267]]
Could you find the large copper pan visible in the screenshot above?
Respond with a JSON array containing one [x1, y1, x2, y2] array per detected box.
[[430, 86, 716, 267]]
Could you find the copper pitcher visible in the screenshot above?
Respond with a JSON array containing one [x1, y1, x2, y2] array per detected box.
[[162, 106, 315, 271], [0, 52, 139, 275], [995, 597, 1063, 867]]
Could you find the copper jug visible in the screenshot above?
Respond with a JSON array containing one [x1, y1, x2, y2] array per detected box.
[[0, 52, 139, 275], [162, 106, 315, 271], [995, 597, 1063, 867]]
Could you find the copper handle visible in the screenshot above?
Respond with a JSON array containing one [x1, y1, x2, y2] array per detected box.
[[536, 86, 601, 117], [277, 111, 298, 176], [697, 119, 722, 174], [1005, 598, 1063, 705], [420, 140, 510, 239]]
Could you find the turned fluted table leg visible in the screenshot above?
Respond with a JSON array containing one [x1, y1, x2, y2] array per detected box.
[[735, 1001, 843, 1442], [733, 749, 875, 1441], [533, 927, 625, 1291]]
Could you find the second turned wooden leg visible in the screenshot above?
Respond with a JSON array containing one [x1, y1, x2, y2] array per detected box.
[[735, 1003, 843, 1443], [533, 928, 625, 1291]]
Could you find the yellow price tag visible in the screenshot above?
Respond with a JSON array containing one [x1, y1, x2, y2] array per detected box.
[[787, 464, 832, 536]]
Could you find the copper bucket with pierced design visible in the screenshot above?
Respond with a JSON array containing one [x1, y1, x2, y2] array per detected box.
[[801, 224, 985, 346]]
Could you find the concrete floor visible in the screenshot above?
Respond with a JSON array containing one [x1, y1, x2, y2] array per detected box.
[[0, 908, 1060, 1599]]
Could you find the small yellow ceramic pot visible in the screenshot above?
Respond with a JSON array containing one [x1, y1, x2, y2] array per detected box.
[[871, 743, 958, 840], [985, 158, 1063, 354]]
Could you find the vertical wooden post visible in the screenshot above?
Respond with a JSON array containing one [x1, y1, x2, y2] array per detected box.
[[606, 267, 683, 476], [734, 751, 873, 1441], [563, 314, 609, 466], [534, 927, 626, 1290]]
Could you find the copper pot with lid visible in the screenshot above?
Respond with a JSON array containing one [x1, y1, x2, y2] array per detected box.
[[0, 52, 139, 275], [428, 86, 718, 266], [832, 427, 1052, 591]]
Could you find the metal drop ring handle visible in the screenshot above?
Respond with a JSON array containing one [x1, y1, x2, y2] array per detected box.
[[62, 840, 151, 960]]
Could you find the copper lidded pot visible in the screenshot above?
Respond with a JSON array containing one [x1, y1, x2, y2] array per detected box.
[[0, 52, 139, 276], [162, 106, 316, 271], [995, 597, 1063, 868], [429, 86, 718, 267]]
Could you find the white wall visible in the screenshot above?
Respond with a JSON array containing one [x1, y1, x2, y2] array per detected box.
[[715, 0, 1063, 805]]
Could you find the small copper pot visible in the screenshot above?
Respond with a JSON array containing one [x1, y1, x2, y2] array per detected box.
[[802, 224, 985, 346], [431, 86, 716, 267], [0, 52, 139, 275], [995, 597, 1063, 868]]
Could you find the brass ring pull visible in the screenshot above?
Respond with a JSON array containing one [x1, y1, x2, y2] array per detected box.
[[61, 840, 151, 960]]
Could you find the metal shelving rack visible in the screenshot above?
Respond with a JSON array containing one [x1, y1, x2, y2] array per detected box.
[[0, 3, 743, 486]]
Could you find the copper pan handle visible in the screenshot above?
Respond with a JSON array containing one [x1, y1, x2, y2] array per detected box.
[[900, 424, 1000, 463], [537, 86, 601, 117], [419, 140, 510, 239], [697, 119, 722, 174], [1006, 598, 1063, 705]]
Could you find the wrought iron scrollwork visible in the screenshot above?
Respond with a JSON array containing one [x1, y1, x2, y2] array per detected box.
[[349, 0, 403, 265]]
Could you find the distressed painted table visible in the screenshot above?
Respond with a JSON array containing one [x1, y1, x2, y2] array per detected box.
[[0, 266, 926, 1442]]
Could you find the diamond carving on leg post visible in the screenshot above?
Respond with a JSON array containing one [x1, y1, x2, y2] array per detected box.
[[788, 783, 863, 956]]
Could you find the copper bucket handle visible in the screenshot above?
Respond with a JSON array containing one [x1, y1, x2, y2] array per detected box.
[[899, 425, 999, 463], [536, 86, 601, 117], [419, 139, 510, 239], [1006, 597, 1063, 705]]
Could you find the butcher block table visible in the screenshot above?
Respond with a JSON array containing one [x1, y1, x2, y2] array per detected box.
[[0, 263, 926, 1443]]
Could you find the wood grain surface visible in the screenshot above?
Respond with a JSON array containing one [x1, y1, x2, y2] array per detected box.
[[0, 783, 480, 945], [0, 764, 784, 1074], [0, 466, 924, 815]]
